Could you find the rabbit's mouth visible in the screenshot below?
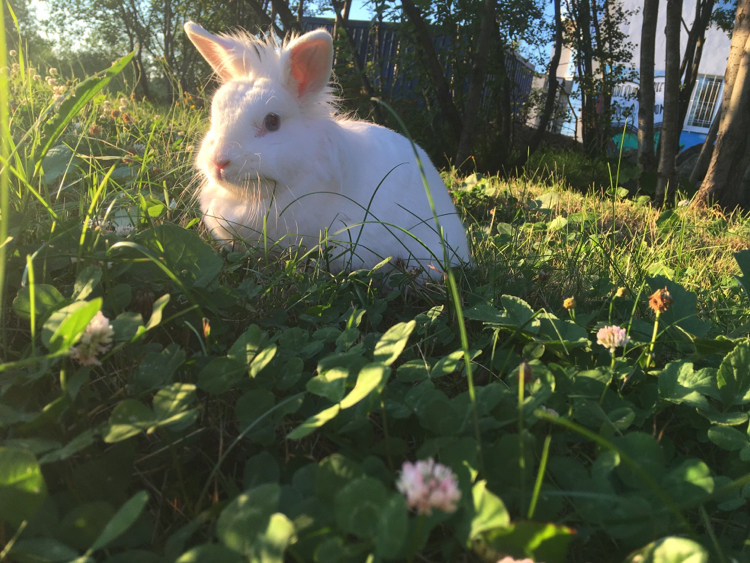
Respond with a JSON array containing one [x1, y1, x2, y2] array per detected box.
[[211, 172, 276, 199]]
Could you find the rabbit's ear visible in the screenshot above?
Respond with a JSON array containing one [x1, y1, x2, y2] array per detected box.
[[184, 21, 247, 81], [283, 30, 333, 99]]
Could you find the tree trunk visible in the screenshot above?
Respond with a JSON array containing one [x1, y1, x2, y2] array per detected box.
[[689, 108, 719, 185], [678, 0, 715, 126], [269, 0, 302, 34], [454, 0, 496, 169], [694, 0, 750, 208], [400, 0, 463, 143], [638, 0, 659, 184], [514, 0, 563, 170], [656, 0, 682, 203]]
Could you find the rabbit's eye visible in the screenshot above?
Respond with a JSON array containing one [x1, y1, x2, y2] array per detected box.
[[264, 113, 280, 132]]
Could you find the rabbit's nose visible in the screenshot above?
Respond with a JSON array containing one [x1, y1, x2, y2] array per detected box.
[[213, 159, 231, 170]]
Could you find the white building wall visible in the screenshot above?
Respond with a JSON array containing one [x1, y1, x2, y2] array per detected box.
[[618, 0, 732, 76]]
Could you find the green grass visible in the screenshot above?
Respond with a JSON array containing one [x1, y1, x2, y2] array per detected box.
[[2, 45, 750, 563]]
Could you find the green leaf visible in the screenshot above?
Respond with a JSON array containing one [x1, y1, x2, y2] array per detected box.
[[396, 359, 429, 382], [716, 341, 750, 406], [340, 363, 389, 409], [216, 484, 280, 555], [537, 312, 589, 349], [501, 295, 541, 334], [72, 266, 103, 301], [12, 284, 65, 320], [315, 454, 363, 502], [243, 451, 280, 490], [103, 400, 155, 443], [247, 513, 295, 563], [196, 357, 246, 395], [431, 349, 481, 378], [647, 277, 711, 338], [307, 367, 349, 403], [144, 294, 170, 331], [228, 325, 266, 365], [431, 350, 465, 378], [175, 544, 244, 563], [89, 491, 149, 552], [707, 425, 749, 451], [39, 49, 135, 161], [375, 494, 408, 558], [658, 361, 718, 409], [334, 476, 389, 539], [9, 537, 79, 563], [373, 320, 415, 366], [47, 298, 102, 354], [40, 429, 96, 464], [483, 521, 575, 563], [111, 312, 145, 342], [547, 216, 568, 232], [153, 383, 197, 420], [249, 345, 277, 378], [624, 536, 709, 563], [136, 344, 186, 390], [470, 480, 510, 539], [42, 143, 82, 183], [135, 224, 223, 288], [614, 433, 666, 489], [662, 459, 714, 504], [57, 502, 115, 550], [286, 404, 340, 440], [275, 357, 303, 390], [0, 447, 48, 528]]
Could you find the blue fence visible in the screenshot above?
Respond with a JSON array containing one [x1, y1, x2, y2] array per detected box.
[[301, 17, 535, 121]]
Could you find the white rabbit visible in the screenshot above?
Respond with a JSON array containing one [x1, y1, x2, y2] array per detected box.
[[184, 22, 470, 278]]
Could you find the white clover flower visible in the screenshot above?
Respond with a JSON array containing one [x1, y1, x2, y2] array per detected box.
[[120, 97, 128, 105], [69, 311, 114, 366], [12, 63, 20, 73], [115, 224, 134, 237], [396, 458, 461, 515], [9, 49, 17, 57], [33, 74, 41, 81], [596, 325, 630, 356], [49, 67, 58, 76], [119, 105, 127, 112], [103, 100, 112, 109]]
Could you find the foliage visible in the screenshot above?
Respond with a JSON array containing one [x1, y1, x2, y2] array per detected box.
[[3, 43, 750, 563]]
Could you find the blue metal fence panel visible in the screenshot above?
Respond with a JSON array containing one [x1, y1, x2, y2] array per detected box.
[[301, 16, 534, 120]]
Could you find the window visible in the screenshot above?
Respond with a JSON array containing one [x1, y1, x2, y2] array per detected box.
[[685, 75, 723, 129]]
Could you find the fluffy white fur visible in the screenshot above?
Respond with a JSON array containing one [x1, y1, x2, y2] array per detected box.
[[184, 22, 471, 276]]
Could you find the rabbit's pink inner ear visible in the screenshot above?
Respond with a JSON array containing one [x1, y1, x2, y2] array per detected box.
[[288, 34, 333, 98]]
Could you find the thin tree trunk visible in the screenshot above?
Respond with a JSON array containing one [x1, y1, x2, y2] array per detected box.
[[689, 107, 720, 185], [514, 0, 563, 170], [656, 0, 682, 203], [638, 0, 659, 183], [400, 0, 464, 143], [454, 0, 496, 169], [678, 0, 714, 126], [269, 0, 302, 33], [694, 0, 750, 208]]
